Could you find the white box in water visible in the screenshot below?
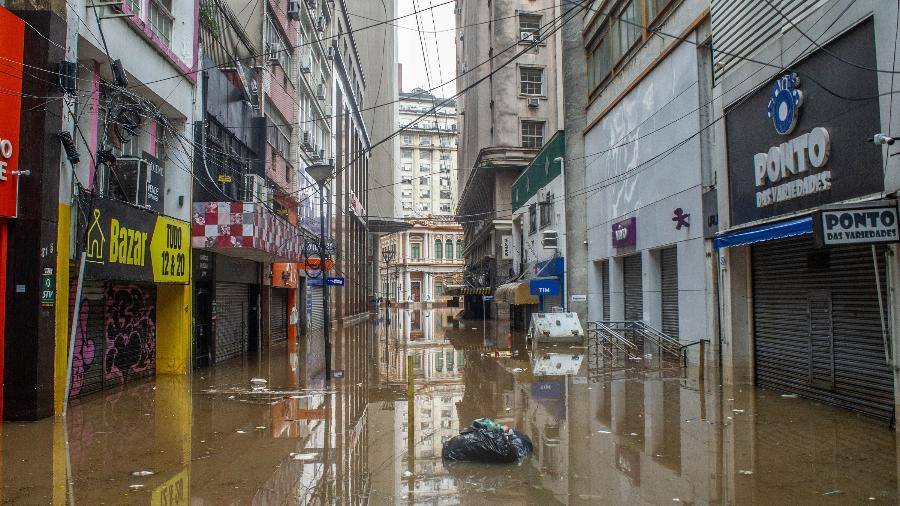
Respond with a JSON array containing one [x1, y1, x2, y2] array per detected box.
[[532, 350, 584, 376], [529, 312, 584, 345]]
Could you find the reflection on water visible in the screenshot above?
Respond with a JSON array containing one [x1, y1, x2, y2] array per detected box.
[[1, 308, 899, 504]]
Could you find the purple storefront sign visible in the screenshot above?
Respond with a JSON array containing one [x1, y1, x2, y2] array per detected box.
[[612, 217, 636, 248]]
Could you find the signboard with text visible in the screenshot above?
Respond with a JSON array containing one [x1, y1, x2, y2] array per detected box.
[[725, 20, 882, 226], [815, 201, 900, 247], [611, 217, 636, 248], [0, 8, 24, 218], [83, 196, 190, 284], [529, 278, 561, 297]]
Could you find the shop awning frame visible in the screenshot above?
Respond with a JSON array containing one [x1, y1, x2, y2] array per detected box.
[[713, 216, 813, 249], [495, 280, 539, 306]]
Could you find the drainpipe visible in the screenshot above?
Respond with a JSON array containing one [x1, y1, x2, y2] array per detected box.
[[554, 156, 568, 312]]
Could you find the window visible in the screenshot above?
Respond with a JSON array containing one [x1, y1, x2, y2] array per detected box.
[[265, 16, 292, 75], [439, 153, 450, 161], [419, 150, 431, 161], [445, 240, 453, 259], [401, 148, 413, 159], [420, 190, 431, 198], [522, 121, 545, 148], [420, 164, 431, 173], [419, 176, 430, 185], [456, 240, 463, 258], [401, 164, 412, 172], [529, 204, 537, 234], [436, 283, 444, 297], [587, 0, 673, 93], [520, 67, 544, 96], [125, 0, 141, 16], [401, 178, 412, 185], [441, 204, 451, 212], [149, 0, 173, 46], [440, 190, 452, 200], [420, 136, 432, 146], [411, 243, 421, 259], [265, 105, 291, 156], [440, 136, 450, 147], [402, 135, 412, 144], [435, 240, 443, 260], [519, 14, 542, 40], [436, 351, 443, 372], [539, 194, 553, 228], [403, 201, 413, 210]]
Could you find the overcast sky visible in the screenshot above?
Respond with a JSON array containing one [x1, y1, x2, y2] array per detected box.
[[396, 0, 457, 98]]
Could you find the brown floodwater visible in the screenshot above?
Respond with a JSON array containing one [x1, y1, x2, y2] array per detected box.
[[1, 308, 898, 505]]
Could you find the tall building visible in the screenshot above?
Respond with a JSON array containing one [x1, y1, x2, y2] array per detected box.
[[346, 0, 401, 309], [397, 88, 458, 218], [454, 0, 564, 317]]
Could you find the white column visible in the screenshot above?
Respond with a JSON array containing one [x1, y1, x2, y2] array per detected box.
[[609, 257, 625, 321], [644, 249, 662, 329], [404, 270, 411, 302]]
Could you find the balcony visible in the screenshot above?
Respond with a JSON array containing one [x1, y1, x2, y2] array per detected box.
[[191, 202, 303, 262]]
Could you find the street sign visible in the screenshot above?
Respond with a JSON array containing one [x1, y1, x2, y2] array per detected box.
[[530, 278, 561, 297], [40, 267, 54, 307], [482, 295, 494, 302], [571, 294, 587, 302], [326, 276, 345, 287]]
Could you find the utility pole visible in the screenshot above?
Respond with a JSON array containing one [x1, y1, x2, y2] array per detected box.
[[307, 163, 334, 381]]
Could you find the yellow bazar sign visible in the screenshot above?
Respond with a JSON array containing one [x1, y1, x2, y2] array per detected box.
[[84, 196, 190, 284]]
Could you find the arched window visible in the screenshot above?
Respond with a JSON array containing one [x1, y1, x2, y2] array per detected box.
[[456, 239, 463, 259], [445, 240, 453, 259], [434, 239, 443, 260]]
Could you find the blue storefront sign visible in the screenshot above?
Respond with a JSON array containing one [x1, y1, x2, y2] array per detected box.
[[325, 277, 345, 287], [530, 278, 561, 297]]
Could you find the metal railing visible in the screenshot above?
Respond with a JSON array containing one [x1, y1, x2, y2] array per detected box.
[[586, 321, 640, 360]]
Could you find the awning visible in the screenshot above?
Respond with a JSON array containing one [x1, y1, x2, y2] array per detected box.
[[444, 285, 492, 296], [713, 216, 813, 249], [495, 281, 539, 305]]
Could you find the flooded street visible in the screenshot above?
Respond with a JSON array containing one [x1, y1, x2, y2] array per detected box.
[[2, 308, 899, 504]]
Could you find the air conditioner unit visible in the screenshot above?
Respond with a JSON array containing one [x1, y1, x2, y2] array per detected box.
[[316, 83, 326, 100], [316, 15, 326, 33], [527, 98, 540, 108], [302, 131, 313, 150], [542, 230, 559, 250], [287, 0, 300, 19], [326, 46, 336, 60], [299, 54, 311, 73], [520, 31, 537, 42]]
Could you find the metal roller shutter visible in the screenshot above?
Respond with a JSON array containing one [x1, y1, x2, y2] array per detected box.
[[271, 288, 288, 343], [215, 282, 248, 363], [104, 283, 157, 385], [599, 260, 610, 320], [72, 281, 106, 398], [623, 255, 643, 322], [309, 285, 324, 330], [752, 235, 893, 419], [661, 247, 679, 339]]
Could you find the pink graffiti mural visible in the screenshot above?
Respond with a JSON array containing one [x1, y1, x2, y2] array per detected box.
[[71, 300, 95, 397], [104, 284, 156, 383]]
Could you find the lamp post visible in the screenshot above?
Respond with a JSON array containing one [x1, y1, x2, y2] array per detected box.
[[307, 163, 334, 381], [381, 243, 396, 325], [554, 156, 569, 312]]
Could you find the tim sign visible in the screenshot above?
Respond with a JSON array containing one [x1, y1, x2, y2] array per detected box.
[[815, 201, 900, 247], [0, 7, 24, 218]]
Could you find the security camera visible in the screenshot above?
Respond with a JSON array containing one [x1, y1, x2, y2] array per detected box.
[[871, 133, 896, 145]]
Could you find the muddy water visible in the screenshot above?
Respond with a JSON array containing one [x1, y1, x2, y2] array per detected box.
[[1, 308, 898, 504]]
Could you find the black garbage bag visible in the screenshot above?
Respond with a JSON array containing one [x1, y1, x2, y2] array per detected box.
[[441, 428, 533, 463]]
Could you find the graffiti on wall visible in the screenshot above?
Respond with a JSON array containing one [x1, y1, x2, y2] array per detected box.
[[105, 284, 156, 383], [71, 300, 95, 398]]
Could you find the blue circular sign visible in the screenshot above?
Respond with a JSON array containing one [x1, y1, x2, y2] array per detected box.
[[766, 73, 803, 136]]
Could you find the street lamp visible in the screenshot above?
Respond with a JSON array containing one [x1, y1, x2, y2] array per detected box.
[[381, 243, 396, 325], [554, 156, 568, 312], [307, 163, 334, 381]]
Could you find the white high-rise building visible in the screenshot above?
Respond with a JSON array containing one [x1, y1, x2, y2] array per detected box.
[[397, 88, 458, 218]]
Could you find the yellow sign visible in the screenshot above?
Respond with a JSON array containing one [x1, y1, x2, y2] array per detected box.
[[151, 468, 189, 506], [217, 175, 232, 183], [150, 215, 190, 284]]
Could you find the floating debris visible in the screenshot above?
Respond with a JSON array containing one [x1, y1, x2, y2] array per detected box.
[[131, 471, 154, 477], [236, 430, 247, 434], [255, 426, 267, 430], [732, 409, 745, 414], [250, 378, 268, 391], [781, 394, 798, 399], [597, 429, 611, 434], [289, 452, 317, 461], [402, 470, 413, 478], [512, 368, 525, 373], [128, 484, 145, 490], [738, 470, 753, 475], [822, 490, 842, 496]]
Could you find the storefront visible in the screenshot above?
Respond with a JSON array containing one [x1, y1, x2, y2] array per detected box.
[[73, 195, 190, 398], [717, 18, 893, 418]]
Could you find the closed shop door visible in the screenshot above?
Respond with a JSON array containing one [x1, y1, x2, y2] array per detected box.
[[309, 285, 324, 330], [71, 282, 106, 398], [599, 260, 610, 320], [660, 247, 679, 339], [623, 255, 643, 322], [271, 288, 288, 343], [215, 282, 249, 363], [752, 236, 893, 419], [71, 282, 157, 398]]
